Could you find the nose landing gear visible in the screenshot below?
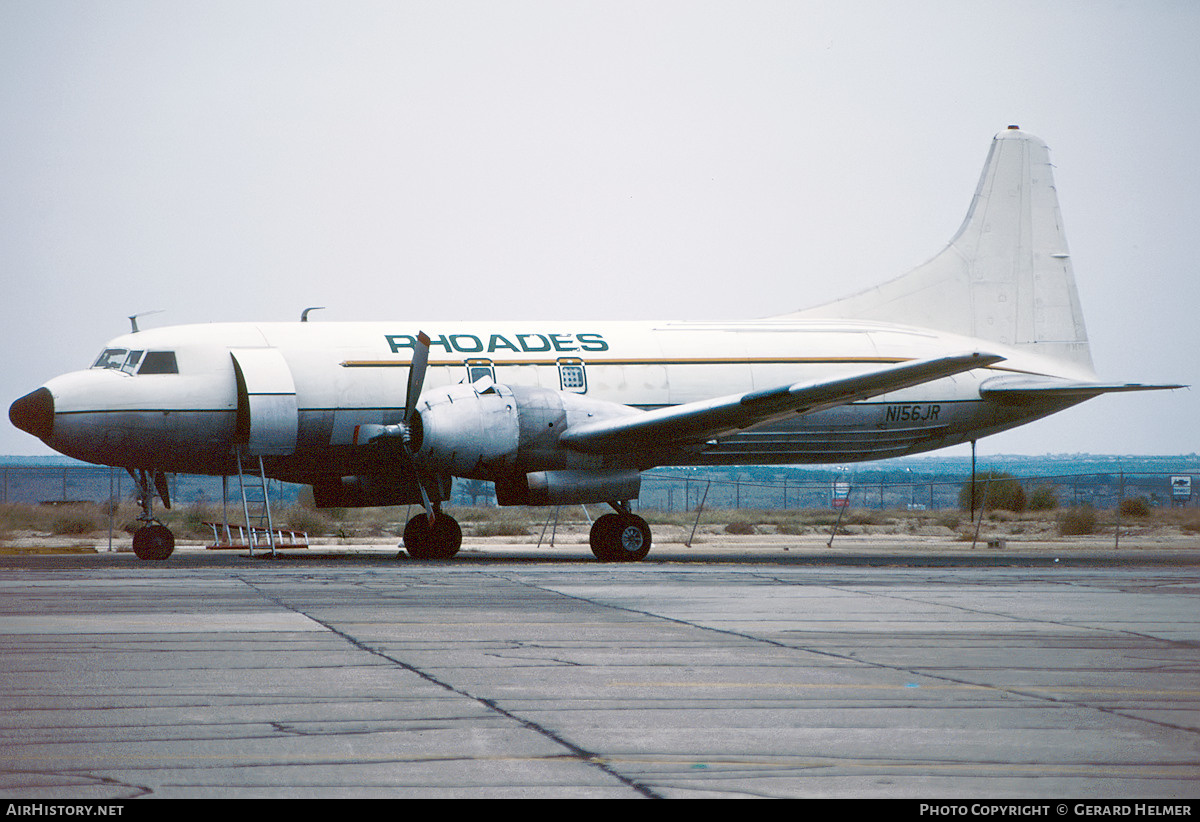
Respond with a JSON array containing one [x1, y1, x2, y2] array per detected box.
[[129, 468, 175, 560]]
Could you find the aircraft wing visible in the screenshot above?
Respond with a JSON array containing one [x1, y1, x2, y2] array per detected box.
[[561, 352, 1004, 456], [979, 375, 1186, 404]]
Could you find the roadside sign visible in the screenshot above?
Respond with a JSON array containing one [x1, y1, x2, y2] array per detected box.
[[831, 481, 851, 509]]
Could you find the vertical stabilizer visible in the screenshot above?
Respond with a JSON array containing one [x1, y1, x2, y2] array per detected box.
[[786, 127, 1094, 374]]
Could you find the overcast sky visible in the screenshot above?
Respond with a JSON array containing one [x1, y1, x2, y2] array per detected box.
[[2, 0, 1197, 459]]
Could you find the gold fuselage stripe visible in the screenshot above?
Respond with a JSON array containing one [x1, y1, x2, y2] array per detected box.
[[341, 356, 908, 368]]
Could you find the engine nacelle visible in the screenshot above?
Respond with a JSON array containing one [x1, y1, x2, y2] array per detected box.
[[413, 381, 639, 478], [496, 468, 641, 507], [311, 473, 449, 509]]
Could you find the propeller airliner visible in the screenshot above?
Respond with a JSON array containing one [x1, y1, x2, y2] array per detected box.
[[10, 127, 1179, 561]]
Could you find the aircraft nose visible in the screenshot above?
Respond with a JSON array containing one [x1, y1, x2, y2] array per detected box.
[[9, 388, 54, 441]]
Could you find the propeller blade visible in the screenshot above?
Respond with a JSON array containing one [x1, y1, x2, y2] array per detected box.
[[361, 332, 437, 524], [404, 331, 431, 427]]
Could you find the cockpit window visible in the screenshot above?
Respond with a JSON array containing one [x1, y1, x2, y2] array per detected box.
[[93, 349, 128, 369], [121, 351, 144, 374], [138, 351, 178, 374], [92, 348, 173, 374]]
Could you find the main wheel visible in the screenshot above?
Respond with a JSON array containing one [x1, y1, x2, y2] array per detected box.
[[403, 514, 462, 559], [589, 514, 622, 561], [613, 514, 651, 561], [132, 524, 175, 560], [590, 513, 651, 562]]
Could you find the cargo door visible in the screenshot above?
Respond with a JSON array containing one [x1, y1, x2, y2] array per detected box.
[[231, 349, 299, 455]]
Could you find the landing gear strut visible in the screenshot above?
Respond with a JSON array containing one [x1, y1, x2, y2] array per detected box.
[[129, 468, 174, 560], [590, 502, 652, 562]]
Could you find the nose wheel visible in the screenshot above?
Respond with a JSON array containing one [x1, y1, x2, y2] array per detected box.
[[132, 523, 175, 561]]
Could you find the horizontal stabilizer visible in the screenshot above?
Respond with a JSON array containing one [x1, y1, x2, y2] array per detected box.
[[980, 375, 1185, 405], [562, 352, 1004, 455]]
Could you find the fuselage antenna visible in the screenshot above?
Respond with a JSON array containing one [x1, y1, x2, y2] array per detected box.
[[301, 307, 326, 322], [128, 311, 164, 333]]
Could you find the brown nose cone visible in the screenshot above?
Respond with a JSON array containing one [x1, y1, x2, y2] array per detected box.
[[9, 388, 54, 441]]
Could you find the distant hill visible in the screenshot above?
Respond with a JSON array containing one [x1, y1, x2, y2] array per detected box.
[[5, 453, 1196, 474], [1, 455, 97, 468]]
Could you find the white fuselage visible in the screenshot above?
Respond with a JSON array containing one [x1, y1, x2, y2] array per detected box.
[[34, 318, 1086, 483]]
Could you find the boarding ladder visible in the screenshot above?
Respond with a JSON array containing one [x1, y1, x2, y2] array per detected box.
[[236, 447, 276, 557]]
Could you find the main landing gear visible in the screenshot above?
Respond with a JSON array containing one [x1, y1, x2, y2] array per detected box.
[[129, 468, 175, 561], [402, 509, 462, 560], [401, 503, 652, 562], [589, 503, 652, 562]]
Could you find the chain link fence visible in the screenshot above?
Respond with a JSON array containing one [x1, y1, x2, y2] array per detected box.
[[637, 470, 1197, 513], [2, 463, 1195, 513]]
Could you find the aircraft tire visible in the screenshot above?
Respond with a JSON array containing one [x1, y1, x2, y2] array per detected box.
[[132, 524, 175, 561], [403, 514, 462, 560], [589, 514, 621, 561], [590, 513, 651, 562]]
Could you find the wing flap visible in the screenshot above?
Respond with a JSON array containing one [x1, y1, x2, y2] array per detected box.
[[561, 351, 1004, 455]]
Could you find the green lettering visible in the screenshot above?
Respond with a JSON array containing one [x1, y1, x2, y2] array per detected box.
[[449, 334, 484, 353], [550, 333, 577, 352], [386, 334, 415, 353], [488, 334, 520, 353], [577, 333, 609, 352], [517, 333, 551, 352]]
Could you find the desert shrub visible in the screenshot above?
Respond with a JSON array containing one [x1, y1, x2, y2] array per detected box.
[[1029, 485, 1058, 511], [1058, 506, 1097, 536], [935, 511, 961, 531], [1118, 497, 1152, 518], [724, 520, 756, 535], [0, 503, 44, 535], [844, 509, 887, 526], [49, 504, 105, 535], [1179, 512, 1200, 535], [172, 502, 222, 538], [282, 506, 336, 536], [474, 520, 530, 537], [1154, 508, 1200, 534], [458, 507, 535, 536], [959, 472, 1027, 513], [787, 509, 840, 527]]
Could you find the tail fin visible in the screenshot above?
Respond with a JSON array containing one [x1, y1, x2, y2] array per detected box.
[[785, 127, 1095, 375]]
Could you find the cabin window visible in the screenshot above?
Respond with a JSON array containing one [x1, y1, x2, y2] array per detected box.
[[138, 351, 179, 374], [557, 358, 587, 393], [465, 358, 495, 384]]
